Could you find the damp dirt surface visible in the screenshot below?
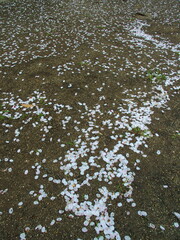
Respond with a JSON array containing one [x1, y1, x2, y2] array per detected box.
[[0, 1, 180, 240]]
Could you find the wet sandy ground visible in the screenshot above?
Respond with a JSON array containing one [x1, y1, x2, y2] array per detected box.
[[0, 0, 180, 239]]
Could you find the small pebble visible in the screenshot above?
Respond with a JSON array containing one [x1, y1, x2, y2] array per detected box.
[[138, 210, 147, 217], [124, 236, 131, 240], [82, 227, 88, 232], [160, 225, 165, 231], [174, 222, 179, 228], [9, 208, 13, 214], [117, 202, 122, 207], [156, 150, 161, 155], [149, 223, 156, 229], [19, 232, 26, 239], [41, 226, 47, 233], [173, 212, 180, 220], [50, 220, 55, 226]]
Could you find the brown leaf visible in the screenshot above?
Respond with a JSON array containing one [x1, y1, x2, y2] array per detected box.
[[21, 103, 35, 108]]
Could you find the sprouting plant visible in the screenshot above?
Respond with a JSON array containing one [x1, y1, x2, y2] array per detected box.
[[39, 98, 46, 104], [1, 109, 9, 113], [37, 113, 45, 117], [121, 132, 126, 138], [29, 113, 44, 122], [96, 26, 106, 29], [146, 70, 166, 83], [116, 183, 128, 194], [131, 127, 151, 137], [64, 141, 75, 146], [172, 131, 180, 139], [0, 109, 13, 121], [0, 114, 7, 120], [78, 61, 89, 66], [21, 113, 29, 119]]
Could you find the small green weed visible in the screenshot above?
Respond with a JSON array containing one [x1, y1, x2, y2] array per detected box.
[[31, 113, 45, 122], [64, 141, 75, 146], [39, 98, 46, 104], [172, 132, 180, 139], [0, 114, 7, 120], [36, 113, 45, 121], [21, 113, 29, 119], [2, 110, 10, 113], [146, 70, 166, 83], [0, 111, 13, 121], [37, 113, 44, 117], [131, 127, 150, 137], [121, 132, 126, 138], [116, 183, 128, 194], [96, 26, 106, 29]]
